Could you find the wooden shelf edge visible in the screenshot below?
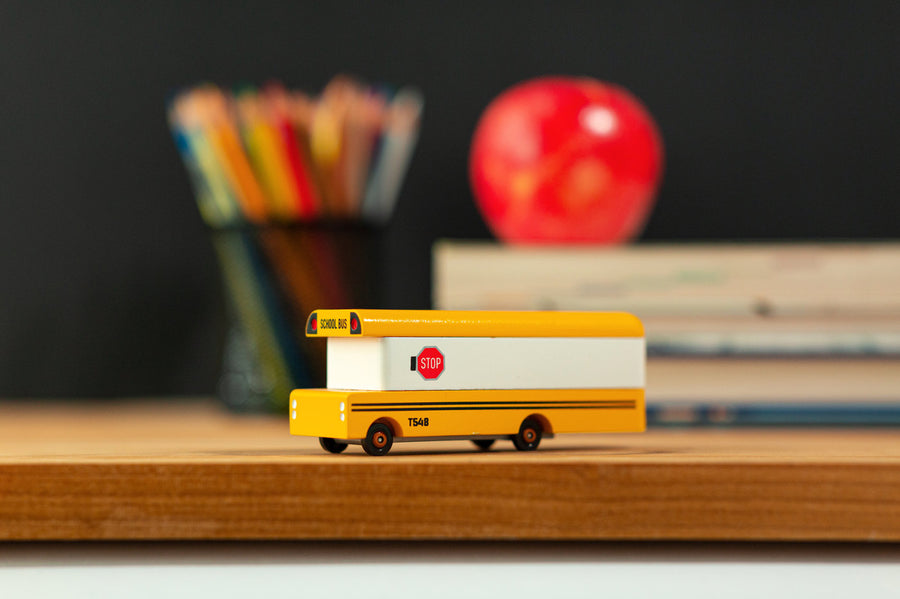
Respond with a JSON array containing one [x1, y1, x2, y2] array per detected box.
[[3, 461, 898, 541]]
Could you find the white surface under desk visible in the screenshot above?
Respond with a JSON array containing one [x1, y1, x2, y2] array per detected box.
[[2, 541, 898, 599]]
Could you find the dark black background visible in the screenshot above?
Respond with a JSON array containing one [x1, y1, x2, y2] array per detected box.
[[2, 2, 897, 396]]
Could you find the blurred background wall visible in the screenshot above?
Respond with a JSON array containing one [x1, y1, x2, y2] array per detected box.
[[1, 2, 897, 397]]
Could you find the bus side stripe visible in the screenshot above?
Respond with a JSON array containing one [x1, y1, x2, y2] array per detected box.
[[351, 400, 635, 407], [351, 403, 636, 412]]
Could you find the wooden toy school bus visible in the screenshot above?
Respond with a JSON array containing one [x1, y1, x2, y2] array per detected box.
[[290, 309, 645, 455]]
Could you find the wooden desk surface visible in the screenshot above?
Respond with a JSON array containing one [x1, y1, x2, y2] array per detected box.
[[1, 399, 898, 541]]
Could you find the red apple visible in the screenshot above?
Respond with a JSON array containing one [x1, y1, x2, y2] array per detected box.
[[469, 77, 664, 243]]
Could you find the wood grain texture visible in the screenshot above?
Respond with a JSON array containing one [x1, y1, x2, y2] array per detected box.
[[1, 399, 898, 541]]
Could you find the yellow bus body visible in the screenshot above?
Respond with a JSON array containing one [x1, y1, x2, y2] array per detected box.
[[293, 309, 645, 454], [290, 387, 645, 441]]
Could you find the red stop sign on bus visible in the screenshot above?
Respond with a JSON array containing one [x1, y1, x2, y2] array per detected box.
[[416, 347, 445, 380]]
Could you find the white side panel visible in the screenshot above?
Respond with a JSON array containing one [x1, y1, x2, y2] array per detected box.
[[326, 337, 386, 390], [326, 337, 644, 391]]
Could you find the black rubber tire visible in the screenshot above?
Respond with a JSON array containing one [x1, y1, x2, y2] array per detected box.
[[513, 418, 542, 451], [362, 422, 394, 456], [472, 439, 495, 451], [319, 437, 348, 454]]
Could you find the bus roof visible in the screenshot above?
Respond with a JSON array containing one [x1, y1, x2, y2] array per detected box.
[[306, 309, 643, 338]]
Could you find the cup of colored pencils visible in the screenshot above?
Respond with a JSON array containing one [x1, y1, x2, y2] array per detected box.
[[167, 76, 423, 411]]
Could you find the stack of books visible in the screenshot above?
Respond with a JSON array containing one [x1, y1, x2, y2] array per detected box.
[[434, 241, 900, 425]]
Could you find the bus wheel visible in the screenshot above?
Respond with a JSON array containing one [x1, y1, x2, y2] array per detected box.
[[472, 439, 495, 451], [319, 437, 348, 454], [513, 418, 542, 451], [362, 422, 394, 456]]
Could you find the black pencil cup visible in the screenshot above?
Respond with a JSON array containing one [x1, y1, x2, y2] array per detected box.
[[209, 223, 385, 412]]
